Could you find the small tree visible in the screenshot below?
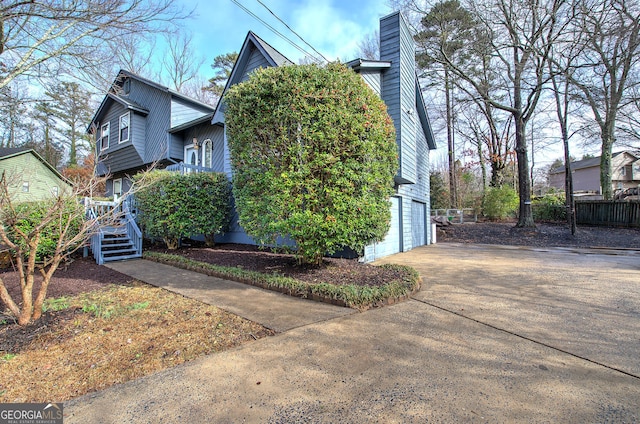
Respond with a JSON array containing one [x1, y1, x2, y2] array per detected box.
[[0, 170, 112, 325], [225, 63, 397, 265], [134, 171, 231, 249]]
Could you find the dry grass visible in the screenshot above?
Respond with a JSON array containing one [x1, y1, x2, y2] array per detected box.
[[0, 281, 273, 402]]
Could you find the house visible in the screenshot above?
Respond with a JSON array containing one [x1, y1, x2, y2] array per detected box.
[[89, 11, 437, 262], [88, 70, 217, 198], [0, 148, 72, 202], [549, 151, 640, 198]]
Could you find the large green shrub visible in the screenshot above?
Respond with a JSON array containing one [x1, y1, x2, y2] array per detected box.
[[483, 185, 519, 220], [4, 199, 84, 261], [134, 171, 231, 249], [532, 192, 566, 221], [225, 63, 397, 265]]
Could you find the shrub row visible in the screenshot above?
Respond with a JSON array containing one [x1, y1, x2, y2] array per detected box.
[[133, 171, 231, 249]]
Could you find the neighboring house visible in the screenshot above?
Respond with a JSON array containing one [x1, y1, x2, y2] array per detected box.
[[549, 151, 640, 198], [90, 11, 437, 261], [0, 148, 72, 202]]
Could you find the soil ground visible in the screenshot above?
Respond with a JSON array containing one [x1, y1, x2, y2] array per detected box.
[[437, 221, 640, 249]]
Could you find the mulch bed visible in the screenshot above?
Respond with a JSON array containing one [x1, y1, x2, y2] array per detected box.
[[150, 244, 408, 288], [438, 221, 640, 249], [0, 256, 133, 310]]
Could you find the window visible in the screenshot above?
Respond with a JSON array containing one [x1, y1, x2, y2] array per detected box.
[[22, 181, 29, 193], [100, 122, 110, 150], [52, 186, 59, 197], [123, 78, 131, 94], [202, 139, 212, 168], [620, 166, 627, 176], [113, 178, 122, 199], [119, 112, 130, 143]]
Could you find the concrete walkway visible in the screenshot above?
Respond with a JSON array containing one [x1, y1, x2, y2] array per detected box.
[[65, 245, 640, 423], [103, 259, 354, 333]]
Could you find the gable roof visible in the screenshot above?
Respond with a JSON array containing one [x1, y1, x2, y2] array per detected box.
[[88, 69, 216, 132], [550, 151, 639, 174], [0, 148, 72, 186], [225, 31, 293, 92], [212, 31, 293, 124], [0, 147, 29, 159], [115, 70, 216, 110]]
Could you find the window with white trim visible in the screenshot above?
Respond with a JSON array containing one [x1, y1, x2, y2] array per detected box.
[[52, 186, 59, 197], [113, 178, 122, 199], [119, 112, 130, 143], [202, 138, 212, 168], [100, 122, 110, 150], [22, 181, 29, 193]]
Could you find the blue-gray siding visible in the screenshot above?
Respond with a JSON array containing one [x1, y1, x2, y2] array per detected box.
[[241, 45, 273, 82], [170, 97, 212, 129], [380, 12, 417, 184], [172, 122, 225, 172], [97, 101, 144, 175], [359, 70, 382, 95], [125, 77, 172, 164]]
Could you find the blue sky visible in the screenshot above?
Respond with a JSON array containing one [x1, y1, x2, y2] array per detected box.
[[180, 0, 392, 73]]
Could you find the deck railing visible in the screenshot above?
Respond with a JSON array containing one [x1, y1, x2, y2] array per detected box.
[[166, 163, 217, 174], [85, 195, 142, 264], [86, 206, 104, 265], [122, 200, 142, 258]]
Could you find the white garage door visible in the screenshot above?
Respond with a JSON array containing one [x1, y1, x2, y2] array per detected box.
[[412, 201, 426, 247]]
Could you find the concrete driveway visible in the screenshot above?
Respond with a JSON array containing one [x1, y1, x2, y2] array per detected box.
[[65, 244, 640, 423]]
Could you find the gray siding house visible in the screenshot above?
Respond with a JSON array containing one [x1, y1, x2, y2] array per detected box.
[[88, 70, 217, 197], [549, 151, 640, 198], [90, 11, 437, 261]]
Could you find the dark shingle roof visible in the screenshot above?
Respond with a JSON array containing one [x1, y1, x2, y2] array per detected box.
[[0, 147, 29, 159], [549, 151, 637, 174]]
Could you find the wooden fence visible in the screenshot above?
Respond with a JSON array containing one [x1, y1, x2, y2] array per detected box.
[[575, 201, 640, 227]]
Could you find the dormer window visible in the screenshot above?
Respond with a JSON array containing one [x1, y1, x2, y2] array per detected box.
[[119, 112, 130, 143], [123, 78, 131, 94], [100, 122, 110, 150]]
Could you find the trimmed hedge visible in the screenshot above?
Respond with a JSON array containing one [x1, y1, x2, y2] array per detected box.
[[133, 171, 231, 249], [143, 251, 420, 310]]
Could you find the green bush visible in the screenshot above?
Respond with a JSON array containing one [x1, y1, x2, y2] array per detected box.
[[482, 185, 519, 220], [133, 171, 231, 249], [532, 192, 566, 221], [225, 62, 397, 265], [4, 199, 84, 261]]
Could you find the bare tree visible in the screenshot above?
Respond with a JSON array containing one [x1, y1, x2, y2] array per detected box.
[[112, 34, 156, 77], [160, 32, 205, 93], [0, 171, 104, 325], [0, 0, 190, 91], [428, 0, 567, 227], [567, 0, 640, 199], [0, 168, 153, 325], [357, 30, 380, 60]]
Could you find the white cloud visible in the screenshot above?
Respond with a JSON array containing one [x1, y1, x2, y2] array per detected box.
[[288, 0, 390, 61]]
